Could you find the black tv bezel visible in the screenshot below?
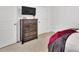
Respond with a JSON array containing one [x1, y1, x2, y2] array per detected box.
[[22, 6, 36, 16]]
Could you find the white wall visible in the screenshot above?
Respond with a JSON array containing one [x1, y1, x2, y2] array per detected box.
[[35, 6, 50, 34], [0, 6, 18, 48], [50, 6, 79, 32], [47, 7, 56, 32]]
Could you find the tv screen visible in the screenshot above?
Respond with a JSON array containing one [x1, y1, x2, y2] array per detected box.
[[22, 6, 36, 16]]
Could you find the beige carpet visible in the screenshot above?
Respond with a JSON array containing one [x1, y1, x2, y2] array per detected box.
[[0, 32, 54, 52]]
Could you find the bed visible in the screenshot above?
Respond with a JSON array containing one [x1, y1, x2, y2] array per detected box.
[[48, 28, 79, 52], [65, 33, 79, 52]]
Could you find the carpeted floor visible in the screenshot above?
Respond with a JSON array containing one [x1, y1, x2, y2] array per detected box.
[[0, 32, 54, 52]]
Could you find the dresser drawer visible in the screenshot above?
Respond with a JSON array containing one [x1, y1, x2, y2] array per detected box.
[[29, 19, 37, 23], [23, 24, 29, 27], [29, 23, 37, 26], [23, 35, 37, 41], [29, 31, 37, 36], [29, 28, 37, 32], [23, 31, 37, 38], [23, 28, 29, 32], [24, 33, 29, 37]]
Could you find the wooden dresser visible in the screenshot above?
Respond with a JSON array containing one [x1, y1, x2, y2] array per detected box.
[[20, 19, 38, 44]]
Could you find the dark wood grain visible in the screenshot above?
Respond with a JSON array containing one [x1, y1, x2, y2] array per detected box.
[[20, 19, 38, 44]]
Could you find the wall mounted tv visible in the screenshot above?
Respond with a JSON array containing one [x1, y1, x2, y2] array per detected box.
[[22, 6, 36, 16]]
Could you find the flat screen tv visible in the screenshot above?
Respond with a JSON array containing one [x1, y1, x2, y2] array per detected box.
[[22, 6, 36, 16]]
